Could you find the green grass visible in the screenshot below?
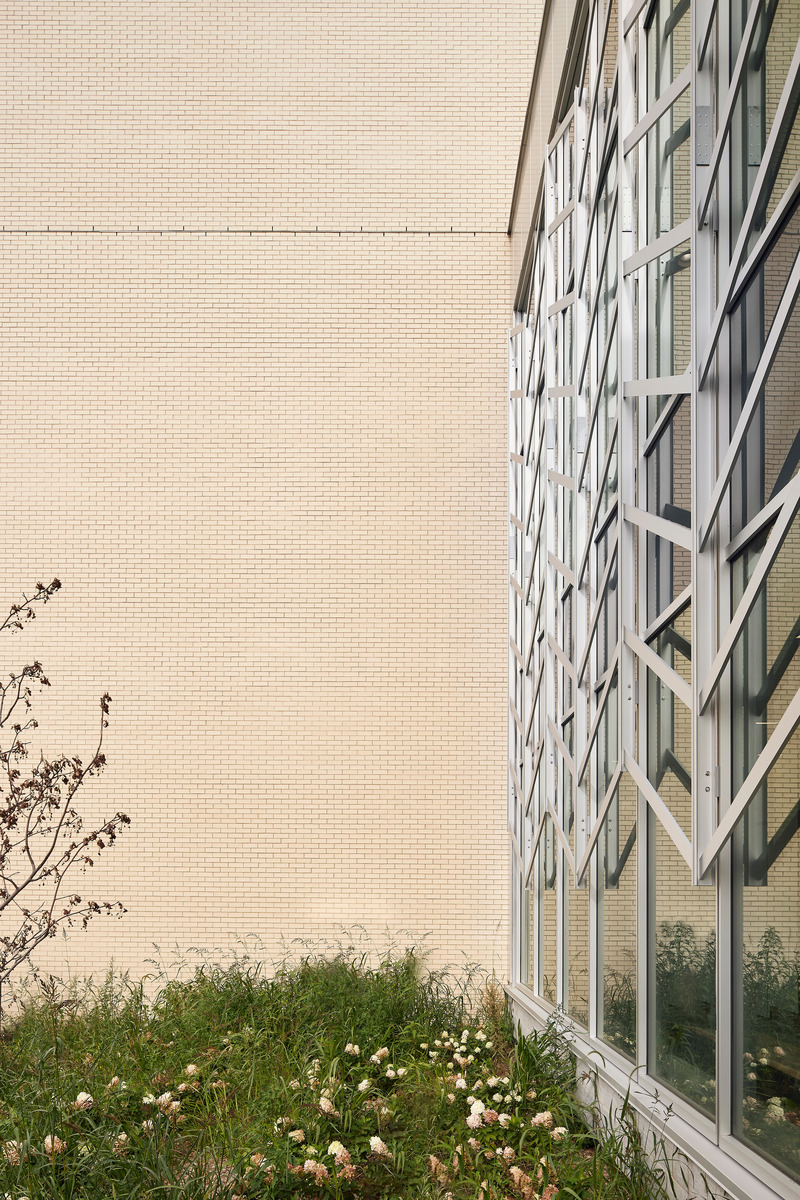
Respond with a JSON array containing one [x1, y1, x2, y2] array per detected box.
[[0, 948, 688, 1198]]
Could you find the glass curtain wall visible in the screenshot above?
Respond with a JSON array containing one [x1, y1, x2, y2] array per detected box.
[[507, 0, 800, 1190]]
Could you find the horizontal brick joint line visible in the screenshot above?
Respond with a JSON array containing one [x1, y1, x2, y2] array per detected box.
[[1, 228, 509, 236]]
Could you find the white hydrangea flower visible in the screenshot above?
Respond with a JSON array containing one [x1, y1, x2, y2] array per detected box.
[[357, 1079, 371, 1092], [112, 1131, 130, 1156]]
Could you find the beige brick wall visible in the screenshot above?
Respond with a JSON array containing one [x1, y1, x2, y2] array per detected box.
[[0, 0, 541, 991]]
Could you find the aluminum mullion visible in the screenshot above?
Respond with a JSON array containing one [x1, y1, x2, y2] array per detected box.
[[546, 795, 577, 871], [622, 61, 692, 157], [622, 216, 693, 275], [577, 644, 620, 783], [578, 209, 619, 391], [617, 2, 638, 950], [723, 482, 789, 562], [578, 161, 619, 300], [525, 416, 546, 503], [544, 143, 561, 1006], [508, 327, 520, 982], [623, 0, 649, 39], [547, 716, 577, 779], [699, 247, 800, 549], [528, 574, 547, 663], [594, 494, 618, 543], [526, 735, 546, 815], [548, 102, 577, 158], [729, 166, 800, 311], [547, 196, 576, 238], [577, 535, 619, 685], [698, 684, 800, 877], [699, 469, 800, 712], [623, 370, 691, 395], [578, 3, 617, 204], [642, 390, 687, 457], [547, 551, 576, 588], [623, 502, 693, 551], [526, 812, 547, 885], [696, 0, 717, 71], [524, 665, 542, 747], [525, 247, 547, 396], [548, 632, 577, 682], [510, 696, 524, 738], [508, 819, 524, 874], [576, 759, 623, 882], [623, 626, 693, 711], [642, 582, 692, 642], [578, 413, 619, 585], [573, 83, 591, 898], [623, 749, 693, 867], [578, 299, 619, 488], [698, 33, 800, 388], [526, 499, 546, 602], [548, 288, 577, 318], [696, 0, 766, 228]]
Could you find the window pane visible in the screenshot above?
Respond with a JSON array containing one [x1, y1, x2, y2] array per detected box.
[[540, 820, 558, 1004], [733, 725, 800, 1178], [650, 814, 717, 1114], [729, 209, 800, 539], [567, 868, 590, 1028], [598, 773, 638, 1058]]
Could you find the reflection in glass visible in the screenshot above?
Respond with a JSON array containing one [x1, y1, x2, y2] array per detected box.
[[646, 604, 692, 834], [729, 205, 800, 539], [733, 728, 800, 1177], [567, 866, 590, 1028], [731, 512, 800, 1172], [597, 688, 637, 1059], [540, 821, 558, 1005], [650, 812, 717, 1113]]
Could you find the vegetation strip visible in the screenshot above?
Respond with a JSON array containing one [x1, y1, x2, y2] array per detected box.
[[1, 951, 685, 1198]]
